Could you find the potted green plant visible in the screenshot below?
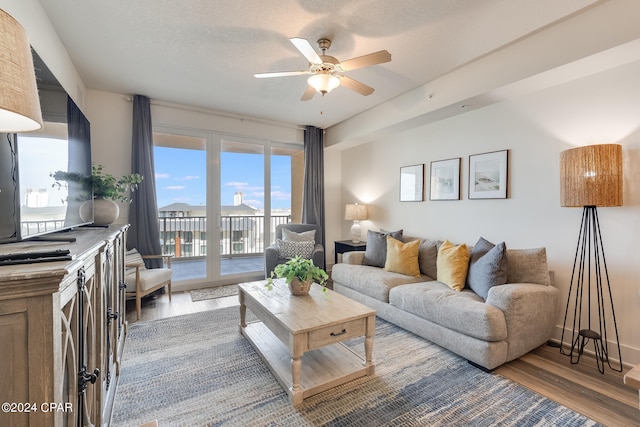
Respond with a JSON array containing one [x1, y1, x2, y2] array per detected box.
[[88, 163, 143, 203], [265, 256, 329, 296], [51, 163, 143, 226]]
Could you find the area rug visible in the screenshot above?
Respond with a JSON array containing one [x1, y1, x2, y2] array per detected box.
[[111, 307, 600, 427], [190, 284, 238, 302]]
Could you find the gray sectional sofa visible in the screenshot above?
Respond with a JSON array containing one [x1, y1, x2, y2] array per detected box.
[[331, 233, 559, 370]]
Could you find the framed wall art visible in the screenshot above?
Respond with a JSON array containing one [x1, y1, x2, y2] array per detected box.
[[429, 158, 461, 200], [400, 164, 424, 202], [468, 150, 508, 199]]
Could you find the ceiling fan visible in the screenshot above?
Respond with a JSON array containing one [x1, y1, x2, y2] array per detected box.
[[254, 37, 391, 101]]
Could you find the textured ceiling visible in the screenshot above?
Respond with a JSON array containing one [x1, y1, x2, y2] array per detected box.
[[37, 0, 598, 128]]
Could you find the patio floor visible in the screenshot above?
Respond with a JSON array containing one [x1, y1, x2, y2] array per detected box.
[[170, 256, 264, 281]]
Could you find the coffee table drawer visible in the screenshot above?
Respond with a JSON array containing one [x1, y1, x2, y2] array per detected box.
[[308, 318, 366, 350]]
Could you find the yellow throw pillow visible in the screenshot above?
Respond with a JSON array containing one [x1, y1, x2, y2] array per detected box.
[[437, 240, 470, 291], [384, 236, 421, 278]]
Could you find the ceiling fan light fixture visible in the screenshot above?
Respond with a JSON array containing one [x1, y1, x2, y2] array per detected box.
[[307, 73, 340, 95]]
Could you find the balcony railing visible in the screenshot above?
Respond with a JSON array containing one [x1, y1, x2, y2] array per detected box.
[[158, 215, 290, 259]]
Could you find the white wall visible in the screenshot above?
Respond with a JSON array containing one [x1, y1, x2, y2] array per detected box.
[[336, 58, 640, 366], [324, 147, 342, 266]]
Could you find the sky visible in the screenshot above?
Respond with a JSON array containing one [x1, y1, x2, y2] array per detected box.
[[18, 135, 70, 207], [153, 146, 292, 210]]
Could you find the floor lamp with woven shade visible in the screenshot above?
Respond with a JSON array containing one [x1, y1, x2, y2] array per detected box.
[[559, 143, 623, 373]]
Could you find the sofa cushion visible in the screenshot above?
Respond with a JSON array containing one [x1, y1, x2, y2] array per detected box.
[[389, 281, 508, 341], [282, 228, 315, 242], [467, 237, 509, 299], [436, 240, 469, 291], [331, 263, 423, 302], [276, 239, 315, 259], [363, 229, 403, 268], [506, 248, 550, 285], [384, 236, 421, 277]]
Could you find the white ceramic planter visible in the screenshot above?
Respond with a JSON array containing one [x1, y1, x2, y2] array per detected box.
[[92, 198, 119, 226]]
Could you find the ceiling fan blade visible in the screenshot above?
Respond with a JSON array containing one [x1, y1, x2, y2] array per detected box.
[[300, 85, 316, 101], [290, 37, 323, 65], [254, 70, 308, 78], [339, 75, 375, 96], [340, 50, 391, 71]]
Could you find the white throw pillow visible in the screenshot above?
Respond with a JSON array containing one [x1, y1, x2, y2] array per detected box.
[[282, 228, 316, 242]]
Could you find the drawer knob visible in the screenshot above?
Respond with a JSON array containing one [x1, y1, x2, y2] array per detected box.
[[330, 329, 347, 337]]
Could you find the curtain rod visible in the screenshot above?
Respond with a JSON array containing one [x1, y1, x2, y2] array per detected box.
[[124, 96, 306, 131]]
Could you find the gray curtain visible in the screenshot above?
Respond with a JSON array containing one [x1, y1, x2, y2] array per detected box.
[[128, 95, 162, 268], [302, 125, 325, 268]]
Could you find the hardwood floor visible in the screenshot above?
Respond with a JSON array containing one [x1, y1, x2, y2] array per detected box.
[[125, 289, 239, 324], [498, 345, 639, 426], [125, 290, 640, 426]]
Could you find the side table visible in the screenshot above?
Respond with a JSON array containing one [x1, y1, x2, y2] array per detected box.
[[334, 240, 366, 264]]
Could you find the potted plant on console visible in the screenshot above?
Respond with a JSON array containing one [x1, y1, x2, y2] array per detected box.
[[89, 164, 143, 225], [265, 256, 329, 296], [52, 163, 143, 226]]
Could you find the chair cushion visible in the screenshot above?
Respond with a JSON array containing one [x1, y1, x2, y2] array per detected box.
[[126, 248, 146, 276], [276, 239, 315, 259], [126, 268, 172, 293]]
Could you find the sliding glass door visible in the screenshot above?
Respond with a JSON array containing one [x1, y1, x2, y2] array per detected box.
[[153, 127, 303, 286], [219, 138, 265, 278], [153, 131, 208, 282]]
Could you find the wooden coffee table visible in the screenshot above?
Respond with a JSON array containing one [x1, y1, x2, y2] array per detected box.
[[239, 279, 376, 405]]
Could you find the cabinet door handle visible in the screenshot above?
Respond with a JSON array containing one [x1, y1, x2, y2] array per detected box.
[[330, 329, 347, 337], [79, 367, 100, 393]]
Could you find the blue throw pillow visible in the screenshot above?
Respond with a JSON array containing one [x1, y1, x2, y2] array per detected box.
[[467, 237, 509, 299]]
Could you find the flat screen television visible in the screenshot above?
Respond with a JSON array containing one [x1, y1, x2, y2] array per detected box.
[[0, 50, 93, 243]]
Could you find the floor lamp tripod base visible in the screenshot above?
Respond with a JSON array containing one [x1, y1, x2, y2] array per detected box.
[[571, 329, 609, 374], [560, 206, 622, 374]]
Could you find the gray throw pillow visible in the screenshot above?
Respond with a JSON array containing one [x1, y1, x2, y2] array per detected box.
[[282, 228, 316, 242], [467, 237, 509, 299], [506, 248, 550, 285], [418, 239, 440, 279], [363, 229, 403, 268]]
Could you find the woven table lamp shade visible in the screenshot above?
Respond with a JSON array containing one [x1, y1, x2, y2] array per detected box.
[[560, 144, 622, 207], [0, 8, 42, 132]]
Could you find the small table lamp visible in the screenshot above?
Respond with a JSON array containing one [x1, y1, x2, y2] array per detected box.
[[344, 203, 368, 243], [0, 9, 43, 132], [559, 143, 623, 373]]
